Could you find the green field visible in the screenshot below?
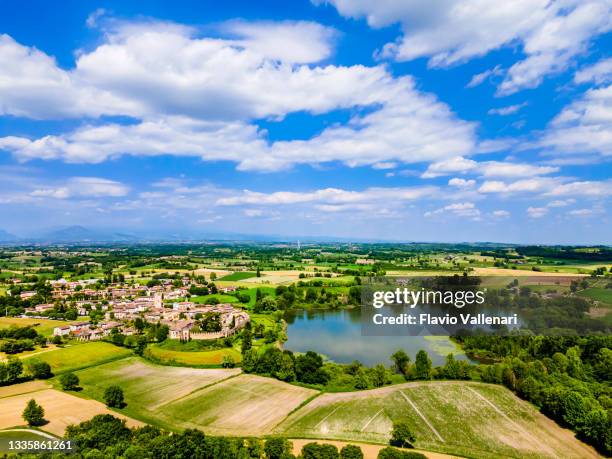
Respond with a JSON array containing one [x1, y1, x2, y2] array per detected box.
[[278, 381, 598, 459], [23, 342, 132, 374], [191, 293, 238, 304], [0, 317, 85, 337], [218, 271, 258, 281], [72, 357, 239, 425], [146, 343, 241, 367], [578, 287, 612, 305]]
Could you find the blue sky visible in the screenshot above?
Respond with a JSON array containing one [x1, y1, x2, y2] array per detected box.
[[0, 0, 610, 243]]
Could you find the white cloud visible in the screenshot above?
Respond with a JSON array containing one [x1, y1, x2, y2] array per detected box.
[[527, 206, 548, 218], [478, 177, 558, 194], [478, 161, 558, 178], [216, 186, 437, 206], [421, 156, 477, 178], [488, 102, 528, 116], [567, 208, 593, 216], [425, 201, 480, 218], [0, 24, 478, 171], [86, 8, 106, 28], [539, 83, 612, 158], [0, 34, 141, 119], [221, 20, 337, 63], [448, 177, 475, 188], [423, 158, 558, 179], [492, 210, 510, 217], [320, 1, 612, 94], [575, 57, 612, 85], [547, 198, 575, 207], [29, 177, 129, 199], [1, 81, 477, 171], [545, 180, 612, 197], [466, 65, 503, 88]]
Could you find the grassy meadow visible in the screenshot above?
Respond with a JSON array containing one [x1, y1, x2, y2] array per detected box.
[[22, 342, 132, 374]]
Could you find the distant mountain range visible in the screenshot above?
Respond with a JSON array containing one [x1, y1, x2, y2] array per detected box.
[[0, 226, 138, 244], [0, 229, 17, 242]]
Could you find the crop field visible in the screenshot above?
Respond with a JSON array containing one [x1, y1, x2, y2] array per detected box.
[[218, 271, 257, 281], [23, 342, 132, 374], [578, 287, 612, 305], [74, 357, 239, 411], [278, 381, 599, 459], [146, 344, 241, 366], [152, 374, 317, 435], [0, 385, 142, 436], [0, 317, 83, 337]]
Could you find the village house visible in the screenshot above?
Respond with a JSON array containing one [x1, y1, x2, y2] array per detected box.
[[168, 320, 194, 341]]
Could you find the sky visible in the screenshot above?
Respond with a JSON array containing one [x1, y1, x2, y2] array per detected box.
[[0, 0, 610, 244]]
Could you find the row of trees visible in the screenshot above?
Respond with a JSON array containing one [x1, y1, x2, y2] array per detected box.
[[49, 414, 425, 459]]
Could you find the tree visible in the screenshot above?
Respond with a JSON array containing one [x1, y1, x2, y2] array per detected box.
[[295, 351, 328, 384], [22, 399, 45, 426], [156, 325, 169, 342], [415, 350, 432, 380], [340, 444, 364, 459], [104, 385, 125, 408], [390, 421, 415, 447], [301, 442, 339, 459], [221, 354, 235, 368], [391, 350, 410, 377], [27, 361, 52, 379], [6, 356, 23, 383], [264, 437, 292, 459], [377, 447, 426, 459], [241, 328, 252, 353], [59, 372, 80, 391]]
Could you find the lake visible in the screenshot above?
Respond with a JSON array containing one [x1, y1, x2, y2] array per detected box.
[[284, 308, 476, 367]]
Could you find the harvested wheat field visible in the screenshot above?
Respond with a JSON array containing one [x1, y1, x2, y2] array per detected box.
[[0, 388, 142, 436], [157, 374, 317, 435], [278, 381, 600, 459], [75, 357, 240, 410]]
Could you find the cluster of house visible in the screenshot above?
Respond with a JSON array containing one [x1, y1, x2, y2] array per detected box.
[[25, 278, 252, 342]]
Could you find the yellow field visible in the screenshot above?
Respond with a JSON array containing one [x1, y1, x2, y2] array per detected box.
[[147, 345, 242, 366], [0, 384, 142, 436]]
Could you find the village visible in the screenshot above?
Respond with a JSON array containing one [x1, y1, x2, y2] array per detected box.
[[13, 277, 250, 343]]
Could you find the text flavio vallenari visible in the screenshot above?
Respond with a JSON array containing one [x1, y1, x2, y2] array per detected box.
[[370, 288, 518, 326]]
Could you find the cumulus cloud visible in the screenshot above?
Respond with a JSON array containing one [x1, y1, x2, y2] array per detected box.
[[421, 157, 477, 178], [574, 57, 612, 85], [478, 177, 558, 194], [221, 20, 337, 63], [217, 186, 436, 206], [1, 85, 477, 171], [319, 0, 612, 94], [0, 23, 479, 171], [539, 83, 612, 159], [448, 177, 475, 188], [492, 210, 510, 218], [0, 34, 141, 119], [422, 158, 558, 179], [425, 201, 480, 218]]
